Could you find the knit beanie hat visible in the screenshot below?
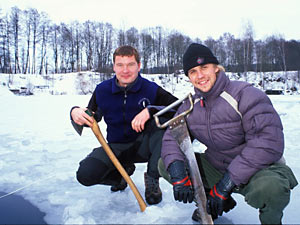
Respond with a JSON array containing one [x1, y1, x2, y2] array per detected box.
[[183, 43, 219, 75]]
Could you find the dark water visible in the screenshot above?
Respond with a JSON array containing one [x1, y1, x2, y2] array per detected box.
[[0, 192, 47, 224]]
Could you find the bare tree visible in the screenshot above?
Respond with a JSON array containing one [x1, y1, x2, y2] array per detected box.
[[166, 32, 190, 74], [117, 27, 126, 47], [51, 24, 60, 73], [152, 26, 165, 72], [140, 30, 153, 73], [285, 40, 300, 71], [38, 12, 50, 74], [4, 15, 12, 74], [10, 7, 22, 74], [0, 10, 8, 73], [204, 37, 218, 55], [265, 36, 281, 71], [94, 22, 113, 75], [23, 9, 33, 74], [103, 23, 113, 74], [217, 32, 235, 68], [254, 40, 266, 89], [277, 34, 287, 73], [74, 21, 82, 72], [241, 20, 255, 81], [59, 23, 69, 73], [30, 8, 40, 74], [83, 21, 94, 71], [126, 27, 139, 48]]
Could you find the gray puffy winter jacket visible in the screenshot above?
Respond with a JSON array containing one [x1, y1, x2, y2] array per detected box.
[[161, 71, 284, 186]]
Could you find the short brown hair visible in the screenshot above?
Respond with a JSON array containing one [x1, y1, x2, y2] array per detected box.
[[113, 45, 140, 64]]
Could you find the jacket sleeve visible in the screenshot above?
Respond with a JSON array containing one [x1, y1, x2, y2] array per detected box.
[[227, 86, 284, 186], [147, 86, 178, 118], [70, 89, 103, 124], [87, 90, 103, 122]]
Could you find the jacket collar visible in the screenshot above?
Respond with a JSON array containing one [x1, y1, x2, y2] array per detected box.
[[112, 73, 142, 94], [194, 71, 229, 101]]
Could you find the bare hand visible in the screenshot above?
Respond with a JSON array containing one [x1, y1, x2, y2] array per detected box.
[[71, 107, 94, 128], [131, 108, 150, 132]]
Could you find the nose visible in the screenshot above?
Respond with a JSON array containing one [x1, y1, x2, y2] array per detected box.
[[122, 65, 130, 73], [195, 67, 204, 78]]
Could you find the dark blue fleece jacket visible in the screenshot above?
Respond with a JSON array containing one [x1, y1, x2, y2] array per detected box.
[[94, 74, 158, 143]]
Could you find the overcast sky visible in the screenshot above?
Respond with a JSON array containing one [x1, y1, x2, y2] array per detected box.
[[1, 0, 300, 41]]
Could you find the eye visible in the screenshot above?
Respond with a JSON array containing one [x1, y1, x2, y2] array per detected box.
[[128, 62, 136, 67], [116, 63, 123, 67], [188, 69, 196, 76]]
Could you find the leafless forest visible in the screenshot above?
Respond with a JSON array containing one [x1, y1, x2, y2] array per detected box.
[[1, 6, 300, 77]]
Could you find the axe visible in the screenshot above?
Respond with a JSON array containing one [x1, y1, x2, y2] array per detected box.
[[72, 109, 147, 212]]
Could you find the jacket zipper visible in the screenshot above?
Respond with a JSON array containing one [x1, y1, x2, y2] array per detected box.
[[205, 100, 218, 150], [123, 90, 127, 136], [200, 96, 205, 107]]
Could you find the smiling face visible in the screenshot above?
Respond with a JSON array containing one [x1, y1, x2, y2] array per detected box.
[[113, 55, 141, 87], [187, 63, 219, 92]]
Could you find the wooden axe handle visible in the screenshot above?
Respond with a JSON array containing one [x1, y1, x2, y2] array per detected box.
[[88, 112, 147, 212]]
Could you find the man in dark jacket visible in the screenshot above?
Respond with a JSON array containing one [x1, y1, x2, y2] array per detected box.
[[71, 45, 177, 205], [159, 43, 298, 223]]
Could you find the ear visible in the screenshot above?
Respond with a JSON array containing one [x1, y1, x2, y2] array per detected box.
[[216, 65, 225, 73], [215, 65, 219, 73]]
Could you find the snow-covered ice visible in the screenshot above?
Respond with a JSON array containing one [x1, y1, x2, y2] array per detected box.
[[0, 73, 299, 224]]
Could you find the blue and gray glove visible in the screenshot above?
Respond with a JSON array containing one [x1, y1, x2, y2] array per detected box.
[[168, 160, 194, 203]]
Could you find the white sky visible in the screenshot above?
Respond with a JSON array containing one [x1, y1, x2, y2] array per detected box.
[[1, 0, 300, 41]]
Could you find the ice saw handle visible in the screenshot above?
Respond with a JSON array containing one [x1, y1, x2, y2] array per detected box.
[[154, 93, 193, 129], [85, 109, 147, 212]]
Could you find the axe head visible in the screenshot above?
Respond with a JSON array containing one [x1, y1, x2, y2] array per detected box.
[[71, 109, 94, 136], [71, 120, 84, 136]]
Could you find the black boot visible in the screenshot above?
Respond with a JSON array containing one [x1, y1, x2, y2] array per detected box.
[[111, 164, 135, 192], [144, 172, 162, 205], [191, 195, 236, 222], [192, 209, 202, 223], [192, 208, 218, 223]]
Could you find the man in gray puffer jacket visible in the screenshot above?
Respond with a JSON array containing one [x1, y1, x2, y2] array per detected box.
[[159, 43, 298, 224]]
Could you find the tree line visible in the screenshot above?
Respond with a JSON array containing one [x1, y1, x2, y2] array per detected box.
[[1, 6, 300, 76]]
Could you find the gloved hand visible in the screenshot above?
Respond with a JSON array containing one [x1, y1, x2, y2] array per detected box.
[[206, 172, 236, 219], [168, 160, 194, 203]]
